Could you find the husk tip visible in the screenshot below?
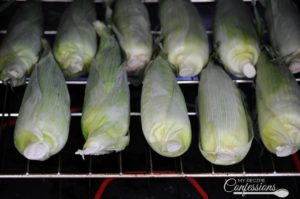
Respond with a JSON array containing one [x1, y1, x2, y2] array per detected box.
[[275, 145, 295, 157], [65, 55, 84, 74], [23, 141, 50, 161], [289, 60, 300, 74], [166, 141, 181, 153], [242, 63, 256, 78], [179, 68, 195, 77]]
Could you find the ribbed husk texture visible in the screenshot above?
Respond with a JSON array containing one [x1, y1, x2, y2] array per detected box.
[[214, 0, 260, 78], [53, 0, 97, 77], [76, 22, 130, 156], [14, 41, 70, 161], [198, 61, 253, 165], [256, 52, 300, 157], [141, 55, 192, 157], [112, 0, 152, 75], [0, 0, 43, 86], [263, 0, 300, 74], [159, 0, 209, 77]]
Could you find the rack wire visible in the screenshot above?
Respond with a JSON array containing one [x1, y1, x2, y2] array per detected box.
[[8, 0, 256, 2], [0, 140, 300, 179], [1, 78, 300, 179], [0, 146, 299, 178], [0, 78, 259, 85]]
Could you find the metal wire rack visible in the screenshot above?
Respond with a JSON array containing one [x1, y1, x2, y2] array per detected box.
[[1, 77, 300, 179], [9, 0, 256, 2], [0, 0, 300, 180]]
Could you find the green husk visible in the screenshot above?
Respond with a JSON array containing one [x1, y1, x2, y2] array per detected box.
[[262, 0, 300, 74], [111, 0, 152, 75], [76, 21, 130, 156], [14, 40, 71, 161], [0, 0, 43, 87], [53, 0, 97, 78], [198, 62, 253, 165], [159, 0, 209, 77], [256, 52, 300, 157], [141, 54, 192, 157], [214, 0, 260, 78]]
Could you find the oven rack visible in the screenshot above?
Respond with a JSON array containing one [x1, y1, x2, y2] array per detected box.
[[0, 126, 300, 179], [8, 0, 255, 3], [1, 78, 300, 179], [1, 77, 300, 86], [1, 158, 300, 179], [0, 140, 299, 179]]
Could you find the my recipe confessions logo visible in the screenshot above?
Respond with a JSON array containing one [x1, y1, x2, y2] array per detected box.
[[223, 178, 289, 198]]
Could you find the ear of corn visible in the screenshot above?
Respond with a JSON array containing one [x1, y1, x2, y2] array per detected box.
[[159, 0, 209, 77], [111, 0, 152, 75], [141, 54, 192, 157], [76, 22, 130, 156], [14, 40, 71, 161], [256, 52, 300, 157], [214, 0, 260, 78], [0, 0, 43, 87], [262, 0, 300, 74], [53, 0, 97, 78], [198, 62, 253, 165]]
